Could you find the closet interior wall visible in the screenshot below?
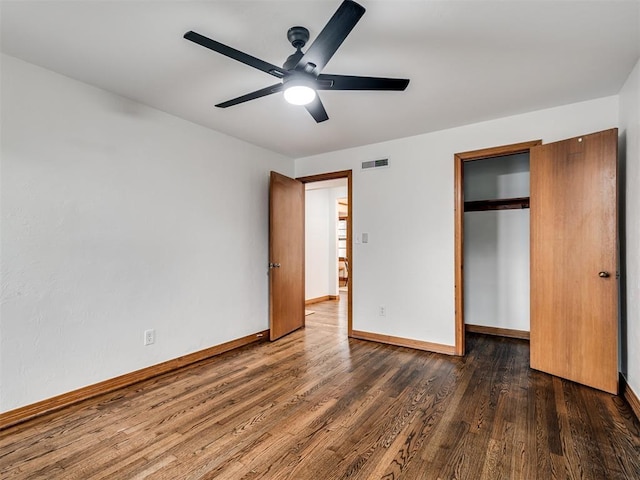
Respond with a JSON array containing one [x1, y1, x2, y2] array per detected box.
[[463, 153, 531, 333]]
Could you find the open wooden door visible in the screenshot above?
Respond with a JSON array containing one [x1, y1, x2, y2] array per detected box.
[[269, 171, 305, 341], [530, 128, 618, 394]]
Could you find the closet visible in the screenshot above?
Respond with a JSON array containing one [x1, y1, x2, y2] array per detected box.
[[456, 129, 618, 394], [463, 153, 530, 339]]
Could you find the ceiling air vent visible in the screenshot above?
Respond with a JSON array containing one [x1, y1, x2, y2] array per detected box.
[[362, 158, 389, 170]]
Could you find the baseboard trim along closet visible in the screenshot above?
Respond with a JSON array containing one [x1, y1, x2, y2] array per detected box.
[[305, 295, 339, 305], [620, 374, 640, 421], [0, 330, 269, 430], [465, 324, 530, 340], [350, 330, 456, 355]]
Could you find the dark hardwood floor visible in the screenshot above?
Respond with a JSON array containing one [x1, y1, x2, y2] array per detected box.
[[2, 292, 639, 479]]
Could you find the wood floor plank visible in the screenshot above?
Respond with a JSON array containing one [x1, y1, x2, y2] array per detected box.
[[2, 292, 639, 479]]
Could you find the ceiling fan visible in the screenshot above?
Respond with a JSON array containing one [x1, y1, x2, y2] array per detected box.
[[184, 0, 409, 123]]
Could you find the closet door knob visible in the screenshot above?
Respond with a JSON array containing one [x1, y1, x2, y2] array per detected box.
[[598, 271, 610, 278]]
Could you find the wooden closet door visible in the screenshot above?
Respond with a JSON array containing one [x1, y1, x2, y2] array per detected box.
[[530, 129, 618, 394]]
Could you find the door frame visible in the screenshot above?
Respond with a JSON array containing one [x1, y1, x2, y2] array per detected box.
[[297, 170, 353, 336], [453, 140, 541, 355]]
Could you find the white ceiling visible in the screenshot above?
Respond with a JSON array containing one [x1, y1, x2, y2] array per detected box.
[[1, 1, 638, 158]]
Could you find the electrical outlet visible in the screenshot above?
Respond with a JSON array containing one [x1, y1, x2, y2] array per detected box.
[[379, 306, 386, 316], [144, 329, 155, 346]]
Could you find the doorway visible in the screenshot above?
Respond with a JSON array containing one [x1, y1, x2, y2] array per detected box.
[[463, 153, 531, 339], [298, 171, 353, 336], [454, 141, 541, 355]]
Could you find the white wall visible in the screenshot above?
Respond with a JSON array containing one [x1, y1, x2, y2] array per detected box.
[[0, 54, 293, 412], [305, 189, 331, 300], [464, 154, 530, 202], [464, 155, 530, 331], [619, 58, 640, 397], [464, 210, 530, 331], [296, 96, 618, 347], [305, 186, 347, 300]]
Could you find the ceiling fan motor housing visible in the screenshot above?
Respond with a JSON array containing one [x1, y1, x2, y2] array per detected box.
[[287, 26, 309, 50], [283, 27, 309, 70]]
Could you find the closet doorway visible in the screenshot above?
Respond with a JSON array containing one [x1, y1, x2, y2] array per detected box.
[[454, 141, 541, 355]]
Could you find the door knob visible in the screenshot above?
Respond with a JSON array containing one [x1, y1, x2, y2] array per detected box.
[[598, 271, 610, 278], [269, 263, 281, 268]]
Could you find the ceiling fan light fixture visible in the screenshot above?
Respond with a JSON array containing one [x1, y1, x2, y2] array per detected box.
[[283, 84, 316, 106], [184, 0, 409, 122]]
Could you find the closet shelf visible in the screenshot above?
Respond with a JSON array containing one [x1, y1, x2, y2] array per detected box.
[[464, 197, 530, 212]]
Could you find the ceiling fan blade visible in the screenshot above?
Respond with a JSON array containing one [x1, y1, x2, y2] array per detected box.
[[295, 0, 365, 75], [317, 74, 409, 91], [216, 83, 284, 108], [184, 31, 288, 79], [305, 96, 329, 123]]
